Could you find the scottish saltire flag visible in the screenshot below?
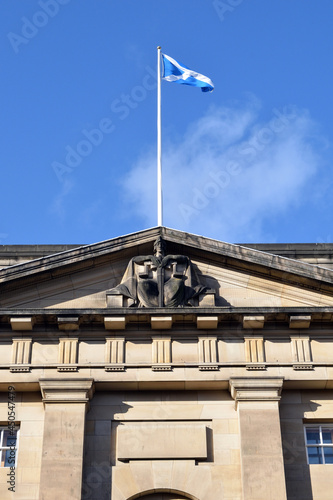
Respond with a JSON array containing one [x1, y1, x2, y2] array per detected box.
[[161, 53, 214, 93]]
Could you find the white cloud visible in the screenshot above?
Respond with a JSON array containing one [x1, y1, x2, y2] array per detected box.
[[123, 100, 324, 242]]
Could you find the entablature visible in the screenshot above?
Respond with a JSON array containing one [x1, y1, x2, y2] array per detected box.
[[0, 307, 332, 381], [1, 307, 333, 337]]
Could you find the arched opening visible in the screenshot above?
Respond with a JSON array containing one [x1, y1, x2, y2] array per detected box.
[[136, 495, 190, 500], [128, 490, 198, 500]]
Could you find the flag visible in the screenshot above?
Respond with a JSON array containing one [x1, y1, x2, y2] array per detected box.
[[161, 53, 214, 92]]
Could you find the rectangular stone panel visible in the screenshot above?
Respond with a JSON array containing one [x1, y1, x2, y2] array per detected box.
[[105, 337, 125, 364], [290, 336, 312, 363], [117, 422, 207, 460], [152, 336, 171, 364], [198, 337, 217, 363], [58, 338, 78, 364], [244, 337, 265, 363], [11, 338, 32, 364]]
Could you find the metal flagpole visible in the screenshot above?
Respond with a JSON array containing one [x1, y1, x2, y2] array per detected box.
[[157, 46, 163, 227]]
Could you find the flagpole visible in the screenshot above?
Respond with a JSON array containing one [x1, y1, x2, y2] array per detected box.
[[157, 46, 163, 227]]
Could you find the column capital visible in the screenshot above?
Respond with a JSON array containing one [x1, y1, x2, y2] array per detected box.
[[39, 378, 94, 498], [229, 377, 284, 402], [39, 378, 95, 406], [233, 377, 287, 500]]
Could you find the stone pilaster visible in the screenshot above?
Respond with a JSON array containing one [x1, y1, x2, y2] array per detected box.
[[290, 335, 312, 369], [244, 336, 265, 370], [10, 338, 32, 372], [58, 337, 78, 371], [229, 377, 287, 500], [198, 336, 219, 370], [152, 336, 171, 370], [105, 336, 125, 371], [198, 336, 217, 362], [39, 379, 94, 500]]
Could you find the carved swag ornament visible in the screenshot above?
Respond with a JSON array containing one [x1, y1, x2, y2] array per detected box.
[[107, 237, 208, 307]]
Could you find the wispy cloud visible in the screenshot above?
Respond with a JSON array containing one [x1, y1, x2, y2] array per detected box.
[[49, 178, 75, 220], [123, 99, 326, 242]]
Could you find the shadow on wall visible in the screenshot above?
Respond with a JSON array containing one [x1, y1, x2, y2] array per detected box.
[[193, 265, 231, 307], [81, 390, 231, 500], [81, 397, 133, 500], [281, 395, 322, 500]]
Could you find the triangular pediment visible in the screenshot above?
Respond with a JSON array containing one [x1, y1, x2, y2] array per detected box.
[[1, 227, 333, 310]]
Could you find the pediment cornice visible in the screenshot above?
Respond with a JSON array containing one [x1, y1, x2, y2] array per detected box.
[[1, 227, 333, 294]]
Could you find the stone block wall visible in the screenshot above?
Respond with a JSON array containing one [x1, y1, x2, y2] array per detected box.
[[0, 392, 44, 500], [82, 390, 242, 500], [281, 389, 333, 500]]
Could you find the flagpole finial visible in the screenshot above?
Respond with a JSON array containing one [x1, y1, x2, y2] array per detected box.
[[157, 46, 161, 49]]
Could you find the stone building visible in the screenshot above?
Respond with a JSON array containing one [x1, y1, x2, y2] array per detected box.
[[0, 226, 333, 499]]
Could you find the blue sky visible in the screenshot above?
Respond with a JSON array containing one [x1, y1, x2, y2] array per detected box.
[[1, 0, 333, 245]]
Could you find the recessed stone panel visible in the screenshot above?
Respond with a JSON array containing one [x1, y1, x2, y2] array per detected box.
[[117, 422, 207, 460]]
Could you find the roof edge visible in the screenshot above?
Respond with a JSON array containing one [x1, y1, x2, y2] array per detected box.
[[0, 226, 333, 287]]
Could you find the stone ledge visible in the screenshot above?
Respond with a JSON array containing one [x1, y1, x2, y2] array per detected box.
[[243, 316, 265, 329], [57, 317, 80, 331], [199, 365, 219, 371], [104, 316, 127, 330], [105, 364, 125, 372], [293, 363, 313, 370], [197, 316, 218, 329], [9, 365, 30, 373], [152, 364, 172, 371], [10, 317, 34, 331], [229, 377, 284, 404], [57, 365, 78, 372], [289, 315, 311, 329], [246, 364, 266, 371], [39, 378, 95, 406], [2, 308, 333, 330], [151, 316, 173, 330]]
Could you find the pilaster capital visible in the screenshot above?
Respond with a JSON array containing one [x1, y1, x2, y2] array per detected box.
[[229, 377, 284, 403], [39, 378, 95, 407]]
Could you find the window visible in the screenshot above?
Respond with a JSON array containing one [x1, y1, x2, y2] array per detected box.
[[0, 427, 18, 467], [305, 425, 333, 464]]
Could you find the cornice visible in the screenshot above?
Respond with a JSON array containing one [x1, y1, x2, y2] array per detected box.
[[1, 227, 333, 291]]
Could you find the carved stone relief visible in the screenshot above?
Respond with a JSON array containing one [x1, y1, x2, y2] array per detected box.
[[107, 237, 215, 308]]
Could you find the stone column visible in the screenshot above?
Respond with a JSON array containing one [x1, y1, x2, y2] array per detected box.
[[39, 378, 94, 500], [229, 377, 287, 500]]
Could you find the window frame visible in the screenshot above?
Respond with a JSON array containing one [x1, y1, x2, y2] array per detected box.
[[0, 426, 19, 468], [304, 424, 333, 465]]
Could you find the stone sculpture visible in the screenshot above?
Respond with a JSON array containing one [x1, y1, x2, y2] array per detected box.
[[107, 236, 208, 307]]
